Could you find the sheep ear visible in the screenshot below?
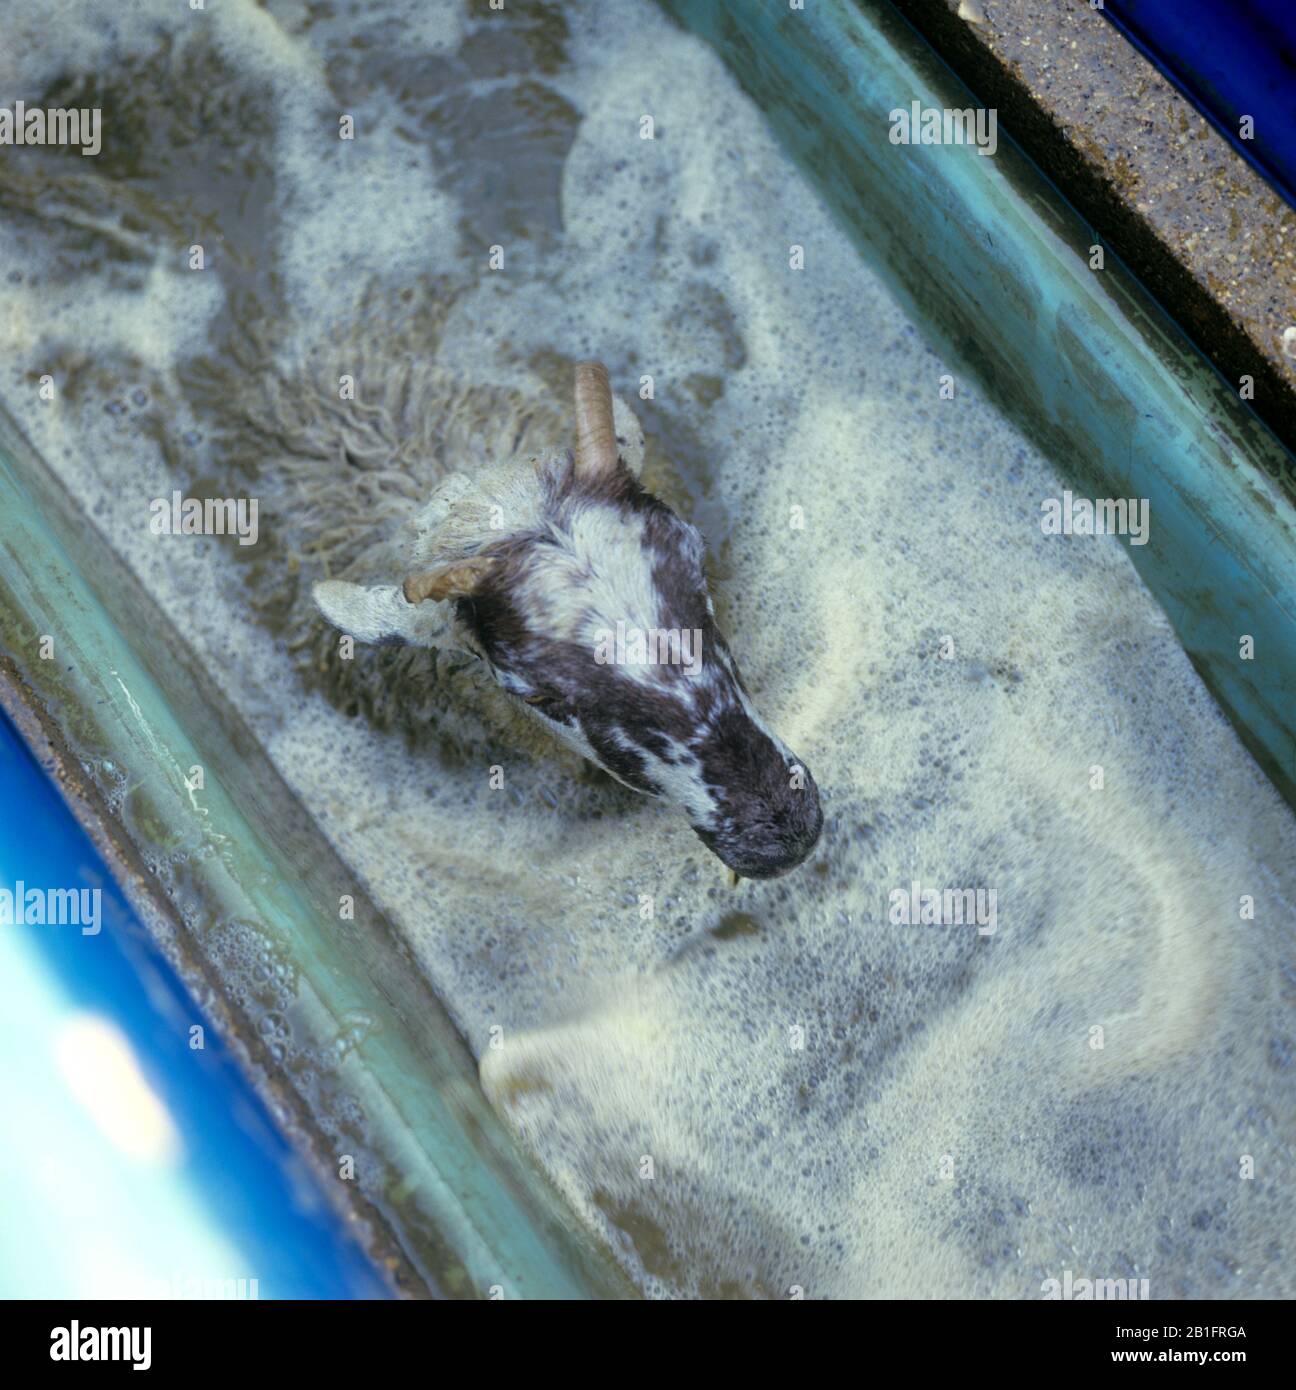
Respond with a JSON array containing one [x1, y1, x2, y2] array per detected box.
[[403, 554, 496, 603], [611, 393, 645, 476], [313, 580, 456, 649]]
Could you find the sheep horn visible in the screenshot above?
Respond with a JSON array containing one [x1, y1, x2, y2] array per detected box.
[[573, 360, 619, 480], [403, 555, 495, 603]]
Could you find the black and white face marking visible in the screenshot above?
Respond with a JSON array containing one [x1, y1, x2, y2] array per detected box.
[[457, 452, 823, 878]]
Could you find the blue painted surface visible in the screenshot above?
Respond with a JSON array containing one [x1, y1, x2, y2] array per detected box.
[[1103, 1, 1296, 209], [0, 705, 390, 1300]]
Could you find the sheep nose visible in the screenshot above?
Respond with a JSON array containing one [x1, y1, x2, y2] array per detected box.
[[692, 770, 824, 880]]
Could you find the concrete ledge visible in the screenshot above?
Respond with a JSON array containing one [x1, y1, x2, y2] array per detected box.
[[887, 0, 1296, 494]]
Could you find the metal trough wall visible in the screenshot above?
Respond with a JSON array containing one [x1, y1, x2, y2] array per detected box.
[[659, 0, 1296, 808]]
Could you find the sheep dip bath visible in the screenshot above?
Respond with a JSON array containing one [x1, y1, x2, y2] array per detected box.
[[1, 0, 1294, 1299]]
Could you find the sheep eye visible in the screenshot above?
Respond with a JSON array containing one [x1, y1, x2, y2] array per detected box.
[[524, 692, 562, 713], [522, 691, 573, 724]]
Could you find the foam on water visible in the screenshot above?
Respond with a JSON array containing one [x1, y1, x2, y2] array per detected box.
[[2, 0, 1293, 1297]]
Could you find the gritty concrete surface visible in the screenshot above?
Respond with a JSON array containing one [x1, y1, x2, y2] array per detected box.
[[888, 0, 1296, 491]]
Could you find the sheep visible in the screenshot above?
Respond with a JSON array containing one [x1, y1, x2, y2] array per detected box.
[[314, 362, 822, 878]]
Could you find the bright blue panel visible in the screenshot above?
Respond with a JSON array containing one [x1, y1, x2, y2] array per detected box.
[[1103, 1, 1296, 209], [0, 707, 390, 1300]]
